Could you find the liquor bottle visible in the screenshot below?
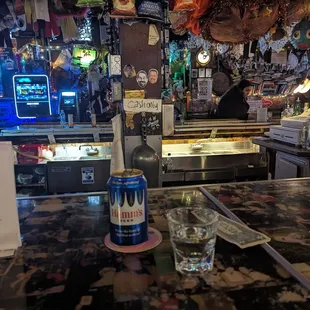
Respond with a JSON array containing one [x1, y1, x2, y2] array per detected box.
[[293, 97, 301, 116], [281, 102, 290, 119]]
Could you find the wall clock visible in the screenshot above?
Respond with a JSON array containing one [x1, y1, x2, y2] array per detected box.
[[196, 49, 211, 67]]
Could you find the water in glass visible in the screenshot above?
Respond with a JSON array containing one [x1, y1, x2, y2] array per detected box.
[[167, 207, 218, 276]]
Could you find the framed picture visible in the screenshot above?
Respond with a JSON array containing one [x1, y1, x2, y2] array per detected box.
[[198, 68, 205, 78], [205, 68, 212, 78], [197, 78, 212, 100], [191, 69, 198, 78]]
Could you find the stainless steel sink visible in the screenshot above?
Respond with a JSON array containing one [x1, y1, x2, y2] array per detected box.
[[53, 156, 80, 161], [211, 151, 234, 154], [164, 152, 210, 157], [165, 152, 188, 156], [52, 155, 107, 161], [79, 156, 106, 160]]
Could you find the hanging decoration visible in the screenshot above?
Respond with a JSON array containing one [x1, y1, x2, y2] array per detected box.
[[88, 64, 110, 114], [77, 18, 92, 42], [271, 24, 286, 41], [216, 43, 230, 55], [184, 33, 211, 50], [200, 0, 288, 44], [24, 0, 61, 39], [269, 36, 288, 52], [258, 37, 269, 55], [290, 18, 310, 50], [202, 40, 212, 51], [184, 0, 212, 35], [168, 11, 188, 36], [287, 51, 299, 69], [111, 0, 136, 16], [173, 0, 197, 11], [230, 44, 244, 59], [53, 49, 72, 71], [137, 0, 164, 22], [169, 41, 180, 63], [11, 0, 26, 32], [286, 0, 308, 25], [268, 24, 293, 53]]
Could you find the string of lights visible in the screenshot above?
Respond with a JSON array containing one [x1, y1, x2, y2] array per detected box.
[[17, 43, 96, 54]]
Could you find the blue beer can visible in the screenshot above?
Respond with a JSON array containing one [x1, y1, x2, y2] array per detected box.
[[107, 169, 148, 246]]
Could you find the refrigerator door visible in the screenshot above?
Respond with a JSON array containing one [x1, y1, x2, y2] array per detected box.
[[275, 152, 309, 179]]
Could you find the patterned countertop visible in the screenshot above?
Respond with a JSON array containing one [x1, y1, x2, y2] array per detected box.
[[203, 178, 310, 265], [0, 186, 309, 309]]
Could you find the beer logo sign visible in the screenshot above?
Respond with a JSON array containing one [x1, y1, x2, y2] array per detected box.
[[109, 191, 145, 226]]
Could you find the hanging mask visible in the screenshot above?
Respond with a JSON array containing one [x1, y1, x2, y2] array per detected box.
[[291, 18, 310, 50], [216, 43, 229, 54]]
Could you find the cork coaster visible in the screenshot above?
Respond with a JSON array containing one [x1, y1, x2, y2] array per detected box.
[[104, 227, 162, 253]]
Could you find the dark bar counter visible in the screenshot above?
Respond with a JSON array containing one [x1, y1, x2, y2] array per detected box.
[[1, 185, 310, 309], [202, 178, 310, 264]]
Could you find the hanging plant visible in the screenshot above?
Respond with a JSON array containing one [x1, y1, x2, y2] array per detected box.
[[200, 0, 289, 44]]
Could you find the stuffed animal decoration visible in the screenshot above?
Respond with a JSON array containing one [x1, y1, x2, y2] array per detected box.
[[200, 0, 287, 44], [291, 18, 310, 50]]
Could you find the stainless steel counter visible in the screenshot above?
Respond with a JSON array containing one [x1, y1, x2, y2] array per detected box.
[[173, 120, 276, 136], [253, 137, 310, 180], [0, 123, 113, 143], [1, 123, 112, 133], [162, 139, 267, 184]]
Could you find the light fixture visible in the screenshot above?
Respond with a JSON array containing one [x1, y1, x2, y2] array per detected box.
[[294, 78, 310, 94], [299, 79, 310, 93], [294, 83, 304, 93], [196, 48, 211, 66]]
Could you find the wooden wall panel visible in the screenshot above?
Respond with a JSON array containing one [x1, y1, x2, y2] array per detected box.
[[120, 23, 162, 99]]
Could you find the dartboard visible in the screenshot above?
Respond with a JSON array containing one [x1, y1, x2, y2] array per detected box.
[[212, 72, 231, 96]]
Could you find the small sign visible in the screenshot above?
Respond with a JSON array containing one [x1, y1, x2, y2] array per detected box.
[[123, 99, 162, 113], [52, 166, 71, 173], [271, 51, 287, 65], [247, 99, 262, 113], [148, 24, 160, 46], [197, 78, 212, 100], [82, 167, 95, 184], [109, 55, 121, 76], [198, 68, 205, 78], [257, 108, 268, 122], [147, 114, 160, 131]]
